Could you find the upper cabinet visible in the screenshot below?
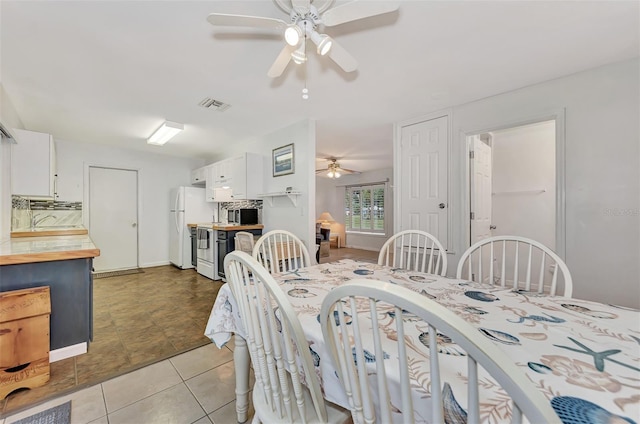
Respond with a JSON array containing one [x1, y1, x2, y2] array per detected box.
[[11, 129, 57, 198], [191, 166, 206, 186], [213, 159, 233, 189], [205, 163, 232, 202], [231, 152, 263, 200], [203, 152, 264, 202]]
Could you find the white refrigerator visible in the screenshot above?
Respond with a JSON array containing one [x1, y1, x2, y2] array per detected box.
[[169, 186, 215, 269]]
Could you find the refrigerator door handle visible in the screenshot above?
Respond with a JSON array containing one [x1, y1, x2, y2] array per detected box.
[[174, 190, 181, 214], [175, 211, 181, 234], [174, 190, 182, 233]]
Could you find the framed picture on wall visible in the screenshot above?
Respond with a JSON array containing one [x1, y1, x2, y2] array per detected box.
[[273, 143, 295, 177]]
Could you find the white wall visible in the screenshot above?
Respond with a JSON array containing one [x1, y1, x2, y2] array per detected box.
[[491, 121, 556, 249], [0, 84, 24, 241], [216, 119, 316, 252], [316, 168, 393, 252], [442, 58, 639, 307], [55, 139, 206, 267], [251, 120, 316, 252]]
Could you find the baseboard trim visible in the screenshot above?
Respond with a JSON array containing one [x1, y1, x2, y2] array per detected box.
[[50, 342, 87, 362], [140, 261, 171, 268]]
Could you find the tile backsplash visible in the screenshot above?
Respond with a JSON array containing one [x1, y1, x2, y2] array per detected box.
[[219, 200, 263, 223], [12, 195, 83, 230]]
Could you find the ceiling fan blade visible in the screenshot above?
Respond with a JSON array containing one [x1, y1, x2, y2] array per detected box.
[[267, 45, 295, 78], [207, 13, 287, 30], [338, 167, 360, 175], [328, 40, 358, 73], [322, 1, 399, 27]]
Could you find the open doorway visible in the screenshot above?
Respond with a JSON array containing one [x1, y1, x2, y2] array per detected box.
[[469, 120, 557, 250]]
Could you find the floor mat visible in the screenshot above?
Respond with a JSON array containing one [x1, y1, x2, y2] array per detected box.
[[93, 268, 144, 279], [12, 401, 71, 424]]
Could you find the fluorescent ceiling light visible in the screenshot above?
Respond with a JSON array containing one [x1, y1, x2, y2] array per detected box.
[[147, 121, 183, 145]]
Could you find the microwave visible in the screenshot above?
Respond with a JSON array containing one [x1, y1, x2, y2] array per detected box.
[[228, 208, 259, 225]]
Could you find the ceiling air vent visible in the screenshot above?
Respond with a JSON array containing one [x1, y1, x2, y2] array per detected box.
[[198, 97, 231, 112]]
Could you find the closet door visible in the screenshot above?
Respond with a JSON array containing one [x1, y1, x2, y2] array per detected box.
[[398, 115, 449, 249]]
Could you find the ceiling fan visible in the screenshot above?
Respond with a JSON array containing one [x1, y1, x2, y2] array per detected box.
[[207, 0, 399, 78], [315, 158, 360, 179]]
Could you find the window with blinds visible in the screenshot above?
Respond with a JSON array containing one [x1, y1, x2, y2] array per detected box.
[[345, 183, 385, 234]]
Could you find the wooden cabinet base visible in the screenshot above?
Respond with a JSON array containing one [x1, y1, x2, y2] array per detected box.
[[0, 358, 50, 399], [0, 287, 51, 398]]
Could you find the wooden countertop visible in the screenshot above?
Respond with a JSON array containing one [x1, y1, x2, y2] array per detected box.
[[188, 223, 264, 231], [0, 234, 100, 265], [11, 228, 89, 238]]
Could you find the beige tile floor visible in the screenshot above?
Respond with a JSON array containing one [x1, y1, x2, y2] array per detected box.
[[0, 342, 254, 424], [0, 265, 222, 416], [0, 247, 376, 424]]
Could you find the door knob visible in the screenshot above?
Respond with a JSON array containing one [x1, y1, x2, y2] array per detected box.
[[439, 203, 446, 209], [132, 223, 137, 228], [490, 225, 496, 230]]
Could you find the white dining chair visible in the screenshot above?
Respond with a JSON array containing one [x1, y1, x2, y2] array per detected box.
[[378, 230, 448, 276], [253, 230, 312, 274], [234, 231, 255, 255], [456, 235, 573, 297], [224, 251, 351, 424], [320, 279, 561, 424]]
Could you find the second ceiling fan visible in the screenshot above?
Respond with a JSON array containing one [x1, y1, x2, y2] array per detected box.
[[207, 0, 399, 77], [316, 158, 360, 179]]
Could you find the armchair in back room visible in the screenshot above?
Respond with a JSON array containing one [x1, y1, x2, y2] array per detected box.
[[316, 225, 331, 262]]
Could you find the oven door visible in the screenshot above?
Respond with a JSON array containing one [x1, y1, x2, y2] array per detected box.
[[196, 228, 215, 262]]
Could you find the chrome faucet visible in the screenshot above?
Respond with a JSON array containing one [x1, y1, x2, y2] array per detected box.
[[31, 214, 57, 228]]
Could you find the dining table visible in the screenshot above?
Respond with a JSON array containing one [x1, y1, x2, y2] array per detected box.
[[205, 259, 640, 423]]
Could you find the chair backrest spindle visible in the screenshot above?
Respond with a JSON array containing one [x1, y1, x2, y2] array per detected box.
[[253, 230, 311, 274], [378, 230, 448, 276], [320, 279, 561, 424], [456, 236, 573, 297], [225, 251, 346, 423]]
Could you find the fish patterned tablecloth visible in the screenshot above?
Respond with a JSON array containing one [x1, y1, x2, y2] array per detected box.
[[205, 259, 640, 423]]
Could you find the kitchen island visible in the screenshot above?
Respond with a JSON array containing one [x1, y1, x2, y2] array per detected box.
[[0, 233, 100, 361]]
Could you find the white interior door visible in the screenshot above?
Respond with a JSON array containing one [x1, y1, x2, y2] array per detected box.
[[89, 167, 138, 272], [399, 116, 448, 249], [470, 136, 493, 243]]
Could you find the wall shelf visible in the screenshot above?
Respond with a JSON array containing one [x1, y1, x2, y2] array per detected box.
[[257, 192, 301, 207]]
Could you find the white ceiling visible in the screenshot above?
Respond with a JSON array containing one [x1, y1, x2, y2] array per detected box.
[[1, 1, 638, 173]]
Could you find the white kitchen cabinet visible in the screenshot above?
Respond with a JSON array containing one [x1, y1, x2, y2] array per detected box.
[[205, 163, 231, 202], [230, 152, 264, 200], [213, 159, 233, 188], [11, 128, 57, 198], [205, 152, 263, 202], [191, 166, 206, 186], [205, 164, 216, 202]]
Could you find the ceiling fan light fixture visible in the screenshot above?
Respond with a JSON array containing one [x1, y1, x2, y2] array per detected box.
[[309, 31, 332, 56], [334, 171, 341, 178], [284, 24, 302, 46], [327, 170, 334, 178], [291, 47, 307, 64]]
